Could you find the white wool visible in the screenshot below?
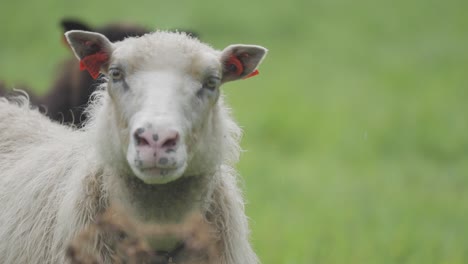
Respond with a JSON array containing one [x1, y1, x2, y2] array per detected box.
[[0, 31, 264, 263]]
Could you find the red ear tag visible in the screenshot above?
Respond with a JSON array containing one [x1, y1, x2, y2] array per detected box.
[[79, 52, 109, 79], [226, 54, 260, 80], [227, 55, 244, 76], [243, 69, 259, 79]]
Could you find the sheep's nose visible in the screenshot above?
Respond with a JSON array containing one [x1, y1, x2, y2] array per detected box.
[[133, 127, 180, 152]]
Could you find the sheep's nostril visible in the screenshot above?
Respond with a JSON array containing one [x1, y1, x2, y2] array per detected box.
[[134, 129, 150, 146], [136, 136, 150, 146], [161, 132, 179, 149]]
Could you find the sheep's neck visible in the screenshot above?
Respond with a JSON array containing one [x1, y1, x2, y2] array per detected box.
[[111, 172, 212, 224]]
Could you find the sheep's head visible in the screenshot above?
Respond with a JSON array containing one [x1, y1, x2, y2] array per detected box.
[[66, 30, 267, 184]]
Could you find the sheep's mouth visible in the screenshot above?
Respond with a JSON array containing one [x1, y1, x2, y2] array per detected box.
[[131, 163, 187, 184]]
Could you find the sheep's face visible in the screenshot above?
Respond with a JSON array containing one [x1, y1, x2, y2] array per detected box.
[[66, 31, 267, 184], [107, 50, 223, 184]]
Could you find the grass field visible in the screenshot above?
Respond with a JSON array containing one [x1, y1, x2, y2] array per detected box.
[[1, 0, 468, 263]]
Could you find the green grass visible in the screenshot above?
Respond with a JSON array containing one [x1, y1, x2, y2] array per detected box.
[[1, 0, 468, 263]]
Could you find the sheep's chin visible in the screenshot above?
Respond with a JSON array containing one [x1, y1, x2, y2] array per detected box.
[[130, 164, 187, 184]]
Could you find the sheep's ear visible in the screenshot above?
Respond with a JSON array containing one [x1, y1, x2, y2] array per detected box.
[[221, 44, 268, 83], [65, 30, 113, 79], [60, 19, 94, 51]]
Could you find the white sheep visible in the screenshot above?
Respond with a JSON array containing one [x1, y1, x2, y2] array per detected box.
[[0, 30, 267, 263]]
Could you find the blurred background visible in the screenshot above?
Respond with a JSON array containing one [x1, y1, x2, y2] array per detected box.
[[1, 0, 468, 263]]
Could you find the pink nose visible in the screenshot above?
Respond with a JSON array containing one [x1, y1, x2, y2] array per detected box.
[[133, 127, 180, 152]]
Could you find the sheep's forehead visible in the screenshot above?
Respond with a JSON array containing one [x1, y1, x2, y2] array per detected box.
[[112, 31, 220, 74]]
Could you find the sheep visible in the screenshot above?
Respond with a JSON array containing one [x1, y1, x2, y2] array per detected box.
[[0, 30, 267, 263]]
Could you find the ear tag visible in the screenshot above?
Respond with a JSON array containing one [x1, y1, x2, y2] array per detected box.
[[79, 52, 109, 79], [226, 55, 244, 76], [244, 69, 259, 79], [226, 54, 260, 80]]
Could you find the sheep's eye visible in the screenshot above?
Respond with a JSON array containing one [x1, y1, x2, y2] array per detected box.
[[109, 68, 123, 81], [203, 77, 220, 91]]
